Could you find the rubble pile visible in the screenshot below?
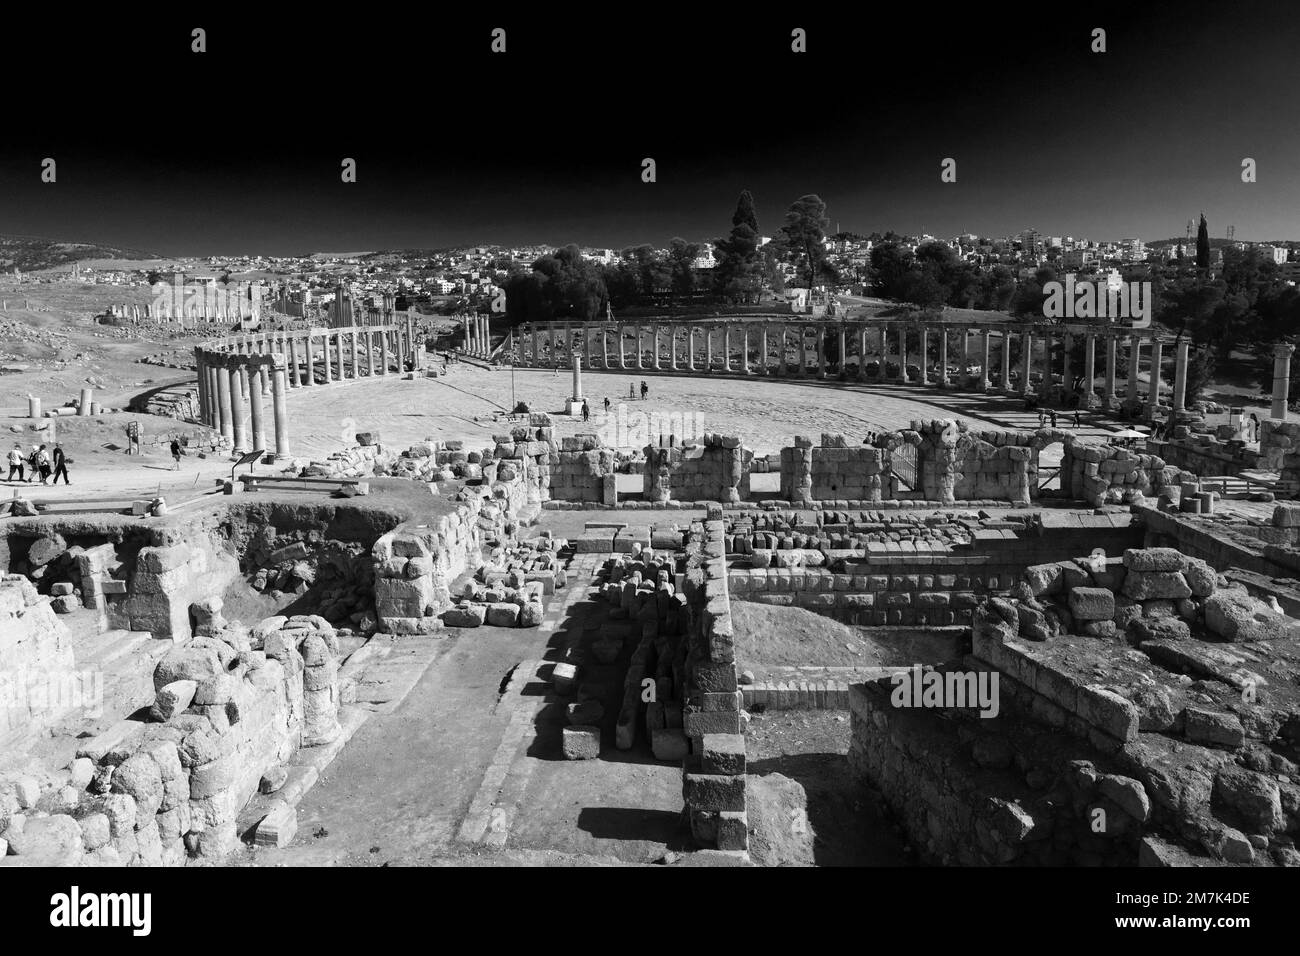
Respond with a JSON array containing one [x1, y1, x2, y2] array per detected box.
[[440, 535, 567, 628]]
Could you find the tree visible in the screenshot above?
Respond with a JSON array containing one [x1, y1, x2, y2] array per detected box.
[[713, 190, 764, 303], [1196, 214, 1210, 270], [780, 194, 832, 293], [667, 238, 699, 297]]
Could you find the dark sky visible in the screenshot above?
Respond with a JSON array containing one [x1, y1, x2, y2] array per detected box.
[[4, 4, 1298, 256]]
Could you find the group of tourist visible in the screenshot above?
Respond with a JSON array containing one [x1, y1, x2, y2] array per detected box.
[[5, 442, 70, 485]]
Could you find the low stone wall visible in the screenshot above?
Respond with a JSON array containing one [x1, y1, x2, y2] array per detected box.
[[1259, 419, 1300, 471], [1062, 441, 1185, 506], [1150, 434, 1257, 478]]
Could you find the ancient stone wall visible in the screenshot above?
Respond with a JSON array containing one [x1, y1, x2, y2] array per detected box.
[[679, 507, 749, 853], [0, 576, 75, 745], [0, 614, 341, 865], [1063, 441, 1182, 507], [1259, 419, 1300, 471], [645, 434, 747, 504]]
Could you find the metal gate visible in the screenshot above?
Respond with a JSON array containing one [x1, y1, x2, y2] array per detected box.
[[892, 443, 918, 491]]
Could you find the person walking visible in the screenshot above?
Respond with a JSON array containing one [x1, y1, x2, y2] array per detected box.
[[35, 444, 51, 485], [628, 383, 636, 401], [1073, 410, 1081, 429], [5, 444, 23, 483], [582, 399, 590, 423], [26, 444, 39, 482], [603, 396, 611, 414], [1049, 410, 1058, 429], [170, 438, 182, 470], [640, 380, 649, 401], [1037, 409, 1045, 428], [51, 442, 70, 485]]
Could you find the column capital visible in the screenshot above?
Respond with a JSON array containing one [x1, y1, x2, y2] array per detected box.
[[1274, 343, 1296, 358]]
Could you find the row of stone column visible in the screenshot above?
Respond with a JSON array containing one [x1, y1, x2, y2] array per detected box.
[[193, 324, 416, 459], [512, 321, 1300, 422], [463, 314, 491, 357]]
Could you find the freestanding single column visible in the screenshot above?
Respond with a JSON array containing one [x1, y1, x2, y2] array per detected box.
[[979, 331, 991, 390], [999, 332, 1012, 391], [938, 329, 949, 387], [1127, 336, 1141, 404], [271, 355, 290, 460], [1272, 343, 1295, 420], [1083, 334, 1096, 403], [1147, 340, 1164, 417], [248, 364, 266, 454], [229, 367, 248, 455], [1105, 336, 1118, 404], [216, 362, 233, 441], [1020, 332, 1032, 395]]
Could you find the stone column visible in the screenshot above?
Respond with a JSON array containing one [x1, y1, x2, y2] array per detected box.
[[796, 327, 807, 377], [668, 326, 677, 371], [1083, 334, 1096, 403], [249, 364, 266, 453], [323, 332, 333, 384], [1020, 332, 1032, 395], [337, 330, 346, 379], [195, 354, 209, 425], [1147, 339, 1164, 417], [289, 337, 301, 388], [547, 326, 556, 369], [918, 327, 929, 385], [817, 325, 826, 379], [1040, 331, 1052, 397], [619, 326, 627, 370], [962, 330, 971, 383], [271, 355, 290, 460], [1105, 336, 1118, 404], [897, 326, 908, 382], [999, 332, 1012, 391], [979, 331, 991, 390], [878, 325, 888, 381], [229, 367, 248, 455], [571, 349, 583, 403], [216, 362, 233, 441], [653, 325, 662, 370], [857, 327, 866, 381], [743, 325, 752, 375], [352, 329, 360, 379], [306, 333, 317, 386], [706, 327, 714, 373], [723, 325, 732, 373], [381, 329, 390, 375], [633, 324, 642, 370], [776, 327, 786, 376], [1127, 336, 1141, 404], [1061, 333, 1072, 394], [1272, 343, 1295, 420], [938, 328, 949, 387], [367, 329, 376, 377], [532, 326, 540, 366], [1172, 339, 1190, 414]]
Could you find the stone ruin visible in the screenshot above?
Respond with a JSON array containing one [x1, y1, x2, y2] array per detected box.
[[850, 545, 1300, 866]]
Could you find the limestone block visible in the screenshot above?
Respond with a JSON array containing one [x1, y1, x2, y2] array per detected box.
[[562, 725, 601, 760]]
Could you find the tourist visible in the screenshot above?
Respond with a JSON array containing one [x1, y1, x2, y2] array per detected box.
[[1037, 410, 1045, 428], [640, 380, 649, 401], [52, 442, 70, 485], [603, 396, 611, 414], [170, 438, 182, 470], [1073, 410, 1081, 429], [628, 383, 636, 400], [35, 445, 51, 485], [1049, 410, 1058, 429], [1249, 413, 1261, 442], [582, 399, 590, 423], [5, 445, 23, 482], [27, 444, 40, 481]]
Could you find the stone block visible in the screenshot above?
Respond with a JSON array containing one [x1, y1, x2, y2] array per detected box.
[[684, 773, 746, 812], [253, 801, 298, 847], [562, 725, 601, 760], [1068, 587, 1115, 621], [701, 734, 747, 775]]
